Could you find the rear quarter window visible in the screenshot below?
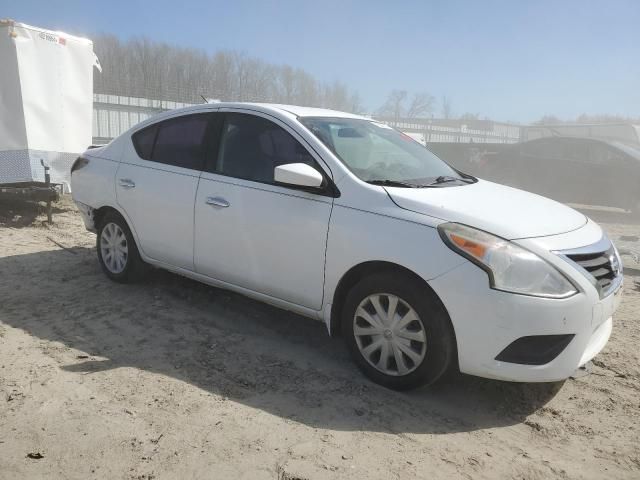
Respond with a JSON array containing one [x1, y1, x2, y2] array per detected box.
[[132, 125, 157, 160]]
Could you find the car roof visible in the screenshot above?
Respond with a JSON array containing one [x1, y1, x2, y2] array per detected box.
[[158, 102, 369, 121], [247, 103, 368, 120]]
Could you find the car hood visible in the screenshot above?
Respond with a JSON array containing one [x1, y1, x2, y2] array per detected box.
[[385, 179, 587, 240]]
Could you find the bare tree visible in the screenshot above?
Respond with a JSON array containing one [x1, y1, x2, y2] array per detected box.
[[441, 95, 453, 119], [293, 69, 318, 106], [406, 92, 435, 118], [534, 115, 563, 125], [326, 81, 350, 110], [217, 51, 237, 99], [349, 92, 365, 114], [377, 90, 408, 121], [92, 34, 364, 113], [459, 112, 481, 121]]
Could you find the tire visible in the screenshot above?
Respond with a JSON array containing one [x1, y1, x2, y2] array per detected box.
[[341, 271, 456, 390], [96, 211, 146, 283]]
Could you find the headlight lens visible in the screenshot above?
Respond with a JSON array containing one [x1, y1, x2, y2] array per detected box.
[[438, 223, 577, 298]]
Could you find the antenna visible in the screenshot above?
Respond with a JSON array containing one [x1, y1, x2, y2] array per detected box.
[[200, 95, 209, 104]]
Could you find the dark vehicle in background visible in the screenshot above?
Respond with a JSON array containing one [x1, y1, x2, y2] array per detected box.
[[481, 137, 640, 214], [478, 137, 640, 214]]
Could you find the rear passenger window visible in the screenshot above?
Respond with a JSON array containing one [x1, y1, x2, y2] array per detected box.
[[216, 113, 318, 183], [131, 114, 211, 170]]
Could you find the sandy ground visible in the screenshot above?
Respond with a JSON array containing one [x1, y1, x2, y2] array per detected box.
[[0, 196, 639, 480]]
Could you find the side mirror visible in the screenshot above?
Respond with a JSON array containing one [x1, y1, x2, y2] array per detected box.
[[274, 163, 324, 188]]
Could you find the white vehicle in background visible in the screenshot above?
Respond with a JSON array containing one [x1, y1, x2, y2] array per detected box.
[[71, 103, 623, 390]]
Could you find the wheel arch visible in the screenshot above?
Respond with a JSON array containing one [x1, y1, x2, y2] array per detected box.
[[91, 204, 146, 259], [93, 204, 121, 229], [328, 260, 454, 340]]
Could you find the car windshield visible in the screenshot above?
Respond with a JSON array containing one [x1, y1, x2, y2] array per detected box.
[[299, 117, 471, 186]]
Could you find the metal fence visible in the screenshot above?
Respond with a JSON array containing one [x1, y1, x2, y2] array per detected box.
[[91, 94, 523, 146], [92, 94, 195, 144], [379, 118, 521, 144]]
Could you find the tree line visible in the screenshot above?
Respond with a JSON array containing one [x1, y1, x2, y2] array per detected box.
[[93, 35, 364, 113], [375, 90, 485, 121], [92, 35, 456, 119], [93, 35, 634, 125]]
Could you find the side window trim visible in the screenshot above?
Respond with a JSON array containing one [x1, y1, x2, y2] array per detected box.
[[214, 115, 231, 174], [208, 110, 339, 197], [149, 126, 159, 159], [203, 113, 225, 174]]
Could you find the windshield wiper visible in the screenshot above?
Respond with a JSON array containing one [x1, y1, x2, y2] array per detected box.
[[424, 175, 474, 186], [368, 176, 474, 188], [367, 179, 422, 188]]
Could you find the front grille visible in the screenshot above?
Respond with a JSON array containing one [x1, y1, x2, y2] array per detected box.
[[566, 246, 619, 295]]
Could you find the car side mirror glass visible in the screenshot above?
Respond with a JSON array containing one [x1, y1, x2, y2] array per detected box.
[[274, 163, 324, 188]]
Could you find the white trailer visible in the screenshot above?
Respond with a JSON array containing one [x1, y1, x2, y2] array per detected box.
[[0, 19, 100, 196]]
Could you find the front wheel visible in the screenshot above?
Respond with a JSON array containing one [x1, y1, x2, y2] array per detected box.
[[342, 272, 457, 390]]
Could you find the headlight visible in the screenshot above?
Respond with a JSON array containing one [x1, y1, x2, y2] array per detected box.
[[438, 223, 577, 298]]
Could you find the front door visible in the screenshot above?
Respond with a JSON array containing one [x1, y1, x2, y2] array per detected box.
[[194, 111, 334, 310]]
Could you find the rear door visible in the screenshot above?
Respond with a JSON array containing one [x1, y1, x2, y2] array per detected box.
[[193, 111, 334, 310], [116, 112, 218, 270]]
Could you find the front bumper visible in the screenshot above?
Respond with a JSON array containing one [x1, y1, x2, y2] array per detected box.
[[429, 256, 623, 383]]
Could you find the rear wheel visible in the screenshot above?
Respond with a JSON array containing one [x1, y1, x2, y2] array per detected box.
[[96, 211, 146, 283], [342, 272, 456, 390]]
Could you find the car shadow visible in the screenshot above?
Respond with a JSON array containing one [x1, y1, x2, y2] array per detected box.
[[0, 246, 564, 435]]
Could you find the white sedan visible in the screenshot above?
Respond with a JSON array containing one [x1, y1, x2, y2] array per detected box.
[[71, 103, 623, 390]]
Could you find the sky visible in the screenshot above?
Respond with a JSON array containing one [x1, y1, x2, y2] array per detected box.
[[3, 0, 639, 122]]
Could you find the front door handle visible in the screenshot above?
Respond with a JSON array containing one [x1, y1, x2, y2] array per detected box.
[[206, 196, 230, 208], [118, 178, 136, 189]]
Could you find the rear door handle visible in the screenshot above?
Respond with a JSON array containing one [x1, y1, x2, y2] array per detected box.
[[118, 178, 136, 189], [206, 196, 230, 208]]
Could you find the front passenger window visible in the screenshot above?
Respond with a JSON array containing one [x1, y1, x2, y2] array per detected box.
[[217, 113, 318, 183]]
